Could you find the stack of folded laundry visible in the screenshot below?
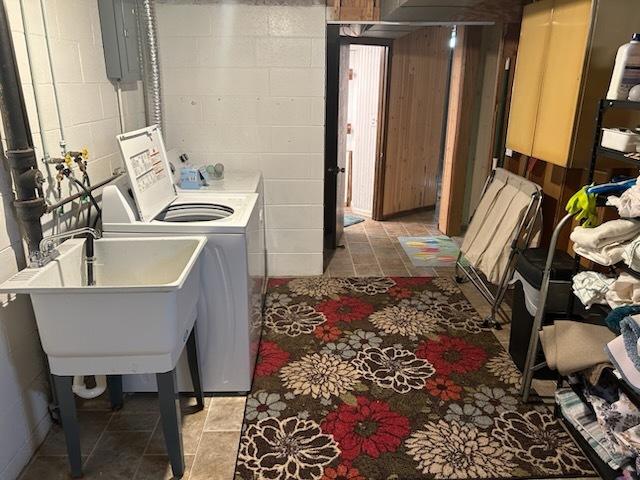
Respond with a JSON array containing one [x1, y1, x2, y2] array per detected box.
[[570, 219, 640, 266], [540, 320, 616, 375], [623, 237, 640, 273], [572, 271, 640, 310]]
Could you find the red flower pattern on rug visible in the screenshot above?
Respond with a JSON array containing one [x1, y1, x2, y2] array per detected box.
[[425, 376, 462, 401], [254, 340, 290, 377], [416, 334, 488, 376], [316, 296, 374, 324], [321, 396, 410, 462], [388, 286, 412, 299], [314, 324, 342, 342], [320, 464, 365, 480]]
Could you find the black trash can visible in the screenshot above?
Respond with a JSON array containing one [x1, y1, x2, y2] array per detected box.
[[508, 247, 575, 379]]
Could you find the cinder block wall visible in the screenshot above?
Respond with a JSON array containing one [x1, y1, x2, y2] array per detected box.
[[156, 0, 327, 275], [0, 1, 145, 478]]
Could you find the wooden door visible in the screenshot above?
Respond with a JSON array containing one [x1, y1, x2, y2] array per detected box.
[[505, 0, 553, 156], [531, 0, 592, 166], [381, 27, 451, 218], [334, 42, 350, 245]]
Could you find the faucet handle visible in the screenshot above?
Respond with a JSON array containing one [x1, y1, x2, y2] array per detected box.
[[29, 251, 46, 268]]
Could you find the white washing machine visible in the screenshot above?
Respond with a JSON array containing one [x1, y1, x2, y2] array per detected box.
[[102, 126, 265, 393], [176, 168, 267, 293]]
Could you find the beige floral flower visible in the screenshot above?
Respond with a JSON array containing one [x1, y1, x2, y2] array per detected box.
[[369, 305, 441, 336], [432, 277, 460, 295], [405, 420, 516, 479], [344, 277, 396, 295], [289, 277, 346, 299], [494, 410, 592, 475], [280, 353, 360, 399], [265, 304, 326, 337], [354, 346, 435, 393], [486, 352, 522, 387], [239, 416, 340, 480]]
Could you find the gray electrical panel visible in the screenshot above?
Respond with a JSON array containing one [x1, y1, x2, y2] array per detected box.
[[97, 0, 141, 82]]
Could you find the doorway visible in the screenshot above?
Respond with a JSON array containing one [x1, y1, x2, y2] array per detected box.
[[324, 25, 453, 252], [344, 44, 387, 221]]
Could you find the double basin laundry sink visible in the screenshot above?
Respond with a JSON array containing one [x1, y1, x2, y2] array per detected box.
[[0, 236, 206, 375]]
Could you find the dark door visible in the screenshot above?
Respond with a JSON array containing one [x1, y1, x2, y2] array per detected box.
[[324, 26, 349, 250]]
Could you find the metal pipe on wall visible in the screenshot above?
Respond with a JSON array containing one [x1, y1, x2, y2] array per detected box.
[[0, 0, 45, 254]]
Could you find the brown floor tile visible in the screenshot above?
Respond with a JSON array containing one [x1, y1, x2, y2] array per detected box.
[[351, 253, 378, 265], [327, 266, 356, 277], [406, 266, 438, 277], [107, 412, 159, 432], [348, 242, 373, 254], [382, 266, 410, 276], [344, 232, 368, 243], [372, 246, 400, 258], [354, 264, 383, 276], [327, 256, 353, 270], [83, 431, 149, 479], [377, 257, 406, 269], [368, 236, 395, 247], [145, 400, 210, 456], [134, 454, 195, 480], [190, 431, 241, 480], [38, 410, 112, 456], [20, 456, 88, 480], [204, 397, 246, 432], [120, 394, 160, 413]]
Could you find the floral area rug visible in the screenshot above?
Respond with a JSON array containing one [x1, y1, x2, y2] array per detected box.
[[234, 277, 594, 480]]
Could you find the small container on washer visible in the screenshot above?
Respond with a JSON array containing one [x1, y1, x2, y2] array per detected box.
[[601, 127, 640, 153]]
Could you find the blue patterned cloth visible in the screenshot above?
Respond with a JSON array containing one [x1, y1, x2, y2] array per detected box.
[[621, 316, 640, 370]]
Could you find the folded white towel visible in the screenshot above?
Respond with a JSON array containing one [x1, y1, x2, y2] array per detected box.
[[608, 180, 640, 218], [573, 242, 627, 266], [623, 237, 640, 272], [572, 271, 615, 308], [606, 273, 640, 308], [570, 219, 640, 250]]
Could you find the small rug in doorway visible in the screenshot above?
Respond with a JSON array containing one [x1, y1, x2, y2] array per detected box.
[[399, 235, 465, 267], [344, 214, 365, 228], [234, 276, 593, 480]]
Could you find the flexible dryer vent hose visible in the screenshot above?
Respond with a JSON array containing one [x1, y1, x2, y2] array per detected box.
[[139, 0, 163, 133]]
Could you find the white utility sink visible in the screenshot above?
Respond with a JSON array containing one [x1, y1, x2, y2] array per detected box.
[[0, 236, 207, 376]]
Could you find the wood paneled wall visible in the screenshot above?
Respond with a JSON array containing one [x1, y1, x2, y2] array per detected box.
[[381, 27, 451, 218]]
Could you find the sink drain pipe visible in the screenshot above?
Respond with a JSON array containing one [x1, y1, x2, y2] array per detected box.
[[0, 0, 46, 254]]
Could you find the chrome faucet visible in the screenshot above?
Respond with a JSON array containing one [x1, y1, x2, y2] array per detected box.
[[31, 227, 101, 270]]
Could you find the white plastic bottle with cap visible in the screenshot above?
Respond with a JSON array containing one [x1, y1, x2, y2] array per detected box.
[[607, 33, 640, 100]]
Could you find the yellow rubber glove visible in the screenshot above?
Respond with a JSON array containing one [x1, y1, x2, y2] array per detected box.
[[566, 186, 598, 228]]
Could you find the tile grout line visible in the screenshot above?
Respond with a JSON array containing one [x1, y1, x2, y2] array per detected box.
[[130, 416, 160, 480], [189, 399, 214, 477], [81, 411, 114, 469]]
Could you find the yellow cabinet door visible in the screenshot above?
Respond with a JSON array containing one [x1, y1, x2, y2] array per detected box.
[[532, 0, 592, 166], [506, 0, 553, 156]]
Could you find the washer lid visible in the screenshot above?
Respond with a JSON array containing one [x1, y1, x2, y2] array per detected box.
[[117, 125, 177, 223]]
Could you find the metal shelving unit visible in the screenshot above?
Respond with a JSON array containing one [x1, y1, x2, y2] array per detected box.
[[570, 99, 640, 479], [520, 98, 640, 480]]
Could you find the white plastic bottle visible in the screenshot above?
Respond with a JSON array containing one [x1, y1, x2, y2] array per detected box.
[[607, 33, 640, 100]]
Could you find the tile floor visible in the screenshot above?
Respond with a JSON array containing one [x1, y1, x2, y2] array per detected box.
[[326, 209, 450, 278], [18, 210, 588, 479]]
